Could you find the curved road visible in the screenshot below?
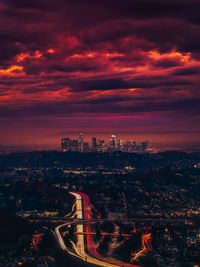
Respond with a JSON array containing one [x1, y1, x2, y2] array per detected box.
[[55, 191, 139, 267]]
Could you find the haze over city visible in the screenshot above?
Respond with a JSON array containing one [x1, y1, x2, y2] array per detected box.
[[0, 0, 200, 148]]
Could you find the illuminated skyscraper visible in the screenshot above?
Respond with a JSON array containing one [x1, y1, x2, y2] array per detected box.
[[61, 138, 71, 152], [61, 138, 79, 152], [70, 139, 79, 152], [96, 139, 105, 152], [109, 135, 117, 151]]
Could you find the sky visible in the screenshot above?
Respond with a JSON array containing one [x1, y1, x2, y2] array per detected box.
[[0, 0, 200, 148]]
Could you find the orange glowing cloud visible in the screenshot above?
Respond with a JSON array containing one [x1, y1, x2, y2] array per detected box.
[[0, 65, 24, 76], [148, 50, 191, 64], [16, 50, 43, 62], [68, 51, 125, 60]]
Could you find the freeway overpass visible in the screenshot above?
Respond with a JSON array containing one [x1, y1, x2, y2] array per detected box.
[[29, 216, 192, 224]]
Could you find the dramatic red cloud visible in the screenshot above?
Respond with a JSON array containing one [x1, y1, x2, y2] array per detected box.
[[0, 0, 200, 147]]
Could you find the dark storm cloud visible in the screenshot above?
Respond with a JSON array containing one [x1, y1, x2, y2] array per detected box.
[[7, 0, 200, 23], [0, 92, 199, 118], [68, 75, 193, 91], [152, 58, 184, 68], [71, 78, 134, 91], [1, 0, 200, 58], [173, 67, 200, 76]]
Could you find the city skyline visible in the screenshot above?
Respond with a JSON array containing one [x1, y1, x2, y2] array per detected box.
[[0, 132, 199, 152], [0, 0, 200, 147], [61, 133, 149, 153]]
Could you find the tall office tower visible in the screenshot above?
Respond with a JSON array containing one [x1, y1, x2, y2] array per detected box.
[[92, 136, 97, 152], [122, 140, 136, 153], [109, 135, 117, 151], [121, 140, 130, 153], [70, 139, 79, 152], [61, 138, 71, 152], [79, 133, 84, 153], [96, 139, 105, 153]]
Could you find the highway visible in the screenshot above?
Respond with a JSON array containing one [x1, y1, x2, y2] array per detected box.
[[79, 192, 138, 267], [54, 191, 139, 267]]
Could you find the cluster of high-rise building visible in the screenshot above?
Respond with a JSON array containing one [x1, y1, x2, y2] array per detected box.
[[61, 133, 90, 153], [61, 134, 149, 153]]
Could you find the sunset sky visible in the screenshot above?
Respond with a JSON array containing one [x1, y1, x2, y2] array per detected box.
[[0, 0, 200, 148]]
